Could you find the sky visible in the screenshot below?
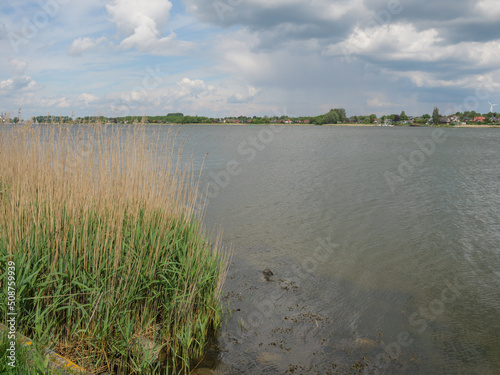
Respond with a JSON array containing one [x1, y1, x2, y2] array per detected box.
[[0, 0, 499, 119]]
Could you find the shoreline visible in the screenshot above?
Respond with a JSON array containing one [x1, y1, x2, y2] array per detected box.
[[21, 122, 500, 128], [452, 124, 500, 128], [150, 122, 500, 128]]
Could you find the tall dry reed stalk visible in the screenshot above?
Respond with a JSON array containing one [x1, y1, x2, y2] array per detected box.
[[0, 120, 228, 374]]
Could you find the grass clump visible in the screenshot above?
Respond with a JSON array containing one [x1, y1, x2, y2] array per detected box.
[[0, 121, 228, 374]]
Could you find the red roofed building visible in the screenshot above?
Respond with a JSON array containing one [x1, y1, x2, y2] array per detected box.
[[473, 116, 486, 122]]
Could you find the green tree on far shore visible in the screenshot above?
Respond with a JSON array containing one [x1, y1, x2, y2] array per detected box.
[[323, 109, 340, 124], [333, 108, 347, 122], [312, 115, 324, 125], [432, 107, 440, 125]]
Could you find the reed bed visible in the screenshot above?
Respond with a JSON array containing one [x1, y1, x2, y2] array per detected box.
[[0, 121, 228, 374]]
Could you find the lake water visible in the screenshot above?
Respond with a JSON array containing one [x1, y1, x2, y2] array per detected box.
[[170, 125, 500, 375], [6, 124, 499, 374]]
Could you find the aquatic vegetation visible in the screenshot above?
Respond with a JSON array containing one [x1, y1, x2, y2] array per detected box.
[[0, 121, 228, 374]]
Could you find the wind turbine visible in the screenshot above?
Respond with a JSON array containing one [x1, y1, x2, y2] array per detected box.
[[488, 102, 498, 113]]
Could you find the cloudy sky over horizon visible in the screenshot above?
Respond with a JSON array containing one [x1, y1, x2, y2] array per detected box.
[[1, 0, 499, 119]]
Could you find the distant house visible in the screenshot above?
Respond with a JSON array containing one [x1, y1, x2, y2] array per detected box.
[[490, 117, 499, 122], [473, 116, 486, 122], [440, 116, 451, 124], [449, 115, 460, 122]]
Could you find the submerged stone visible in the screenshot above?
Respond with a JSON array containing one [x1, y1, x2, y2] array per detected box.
[[263, 268, 274, 281]]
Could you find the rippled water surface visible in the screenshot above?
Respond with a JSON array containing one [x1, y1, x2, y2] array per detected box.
[[168, 125, 499, 375]]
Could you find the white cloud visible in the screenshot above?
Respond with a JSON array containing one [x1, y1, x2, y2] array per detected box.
[[39, 97, 72, 109], [398, 70, 500, 92], [106, 0, 193, 55], [57, 98, 71, 108], [321, 0, 366, 21], [475, 0, 500, 18], [0, 59, 37, 95], [228, 86, 260, 103], [367, 97, 396, 108], [211, 30, 273, 81], [9, 59, 28, 75], [0, 79, 15, 90], [80, 93, 99, 106], [323, 23, 444, 61], [176, 77, 213, 98], [69, 37, 107, 56], [107, 0, 171, 35], [323, 22, 500, 72], [464, 40, 500, 66]]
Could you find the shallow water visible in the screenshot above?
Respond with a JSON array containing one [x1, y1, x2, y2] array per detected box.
[[171, 125, 500, 375]]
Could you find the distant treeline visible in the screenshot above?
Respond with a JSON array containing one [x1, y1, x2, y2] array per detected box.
[[25, 108, 500, 126], [31, 113, 315, 124], [32, 113, 213, 124]]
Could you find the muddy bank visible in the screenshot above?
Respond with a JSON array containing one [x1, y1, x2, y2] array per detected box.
[[194, 245, 422, 374]]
